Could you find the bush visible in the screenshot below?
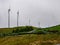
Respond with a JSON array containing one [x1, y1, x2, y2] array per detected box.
[[12, 26, 34, 33], [33, 29, 47, 34], [47, 30, 59, 33]]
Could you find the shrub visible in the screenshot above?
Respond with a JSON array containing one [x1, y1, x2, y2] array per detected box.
[[12, 26, 34, 33]]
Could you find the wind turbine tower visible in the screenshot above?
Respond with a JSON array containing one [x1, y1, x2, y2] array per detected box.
[[29, 19, 31, 26], [8, 8, 11, 28], [17, 10, 19, 27], [38, 22, 40, 28]]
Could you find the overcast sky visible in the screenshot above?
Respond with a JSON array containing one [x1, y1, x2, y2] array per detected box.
[[0, 0, 60, 28]]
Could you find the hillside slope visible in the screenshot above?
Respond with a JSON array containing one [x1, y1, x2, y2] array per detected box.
[[0, 25, 60, 36], [0, 25, 60, 45], [44, 25, 60, 30], [0, 34, 60, 45]]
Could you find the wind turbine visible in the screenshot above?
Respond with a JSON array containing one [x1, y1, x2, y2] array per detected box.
[[17, 10, 19, 27], [38, 22, 40, 28], [8, 8, 11, 28], [29, 19, 31, 26]]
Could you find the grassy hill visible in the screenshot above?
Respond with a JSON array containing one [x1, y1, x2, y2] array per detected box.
[[0, 34, 60, 45], [0, 25, 60, 36], [43, 25, 60, 30], [0, 25, 60, 45]]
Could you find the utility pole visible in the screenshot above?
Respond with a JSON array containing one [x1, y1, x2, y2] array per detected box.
[[8, 8, 11, 28], [17, 10, 19, 27]]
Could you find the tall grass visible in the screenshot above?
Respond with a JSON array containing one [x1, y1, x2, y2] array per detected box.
[[0, 34, 60, 45]]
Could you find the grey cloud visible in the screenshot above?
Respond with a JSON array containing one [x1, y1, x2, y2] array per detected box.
[[0, 0, 60, 28]]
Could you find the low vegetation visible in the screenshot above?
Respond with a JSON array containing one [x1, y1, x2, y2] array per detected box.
[[0, 34, 60, 45], [0, 25, 60, 45], [0, 25, 60, 37]]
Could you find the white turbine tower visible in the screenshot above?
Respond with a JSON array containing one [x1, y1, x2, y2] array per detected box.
[[17, 10, 19, 27], [38, 22, 40, 28], [8, 8, 11, 28], [29, 19, 30, 26]]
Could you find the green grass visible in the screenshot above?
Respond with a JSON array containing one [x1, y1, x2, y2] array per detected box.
[[0, 25, 60, 34], [0, 26, 37, 34], [0, 25, 60, 45], [43, 25, 60, 30], [0, 28, 13, 33], [0, 34, 60, 45]]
